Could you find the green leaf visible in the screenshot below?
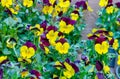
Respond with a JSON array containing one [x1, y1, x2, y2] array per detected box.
[[2, 48, 11, 55], [3, 17, 17, 26], [0, 41, 2, 48]]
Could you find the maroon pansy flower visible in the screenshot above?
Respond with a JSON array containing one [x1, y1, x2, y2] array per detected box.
[[96, 61, 103, 71], [56, 38, 67, 44], [5, 9, 12, 16], [64, 58, 79, 73], [70, 63, 79, 73], [72, 10, 79, 15], [94, 30, 108, 35], [30, 70, 41, 79], [47, 25, 58, 31], [40, 32, 50, 46], [109, 38, 114, 45], [58, 11, 63, 17], [106, 0, 113, 7], [65, 58, 70, 63], [108, 0, 113, 4], [0, 59, 8, 66], [58, 32, 64, 37], [54, 58, 79, 73], [95, 35, 107, 44], [39, 44, 45, 50], [88, 34, 98, 40], [40, 20, 47, 31]]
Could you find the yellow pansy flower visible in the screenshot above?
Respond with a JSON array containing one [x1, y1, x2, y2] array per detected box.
[[112, 39, 119, 50], [117, 60, 120, 65], [87, 33, 93, 37], [6, 38, 16, 48], [117, 55, 120, 65], [60, 76, 67, 79], [42, 5, 53, 14], [34, 24, 44, 36], [8, 4, 20, 14], [63, 70, 74, 78], [108, 37, 112, 41], [119, 49, 120, 54], [92, 28, 97, 33], [106, 6, 114, 14], [63, 62, 75, 78], [108, 32, 113, 36], [55, 61, 62, 70], [52, 5, 61, 17], [9, 8, 18, 14], [23, 0, 33, 7], [116, 21, 120, 26], [0, 56, 7, 63], [58, 0, 70, 8], [95, 41, 109, 55], [59, 20, 74, 34], [103, 65, 110, 73], [15, 4, 20, 11], [20, 46, 35, 59], [64, 62, 73, 70], [44, 47, 49, 54], [21, 70, 29, 78], [46, 30, 58, 43], [18, 57, 31, 63], [53, 74, 58, 78], [49, 0, 56, 5], [70, 13, 79, 21], [86, 2, 93, 12], [1, 0, 12, 8], [100, 28, 106, 31], [55, 42, 70, 54], [99, 0, 108, 7], [118, 55, 120, 60], [62, 7, 69, 13]]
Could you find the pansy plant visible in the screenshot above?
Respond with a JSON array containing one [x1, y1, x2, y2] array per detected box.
[[97, 0, 120, 32]]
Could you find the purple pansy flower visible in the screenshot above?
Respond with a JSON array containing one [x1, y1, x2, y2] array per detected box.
[[0, 69, 3, 79], [75, 1, 87, 10], [61, 17, 76, 25], [24, 41, 37, 50], [81, 55, 87, 61], [47, 26, 58, 31], [43, 0, 51, 5], [97, 72, 105, 79], [116, 2, 120, 8]]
